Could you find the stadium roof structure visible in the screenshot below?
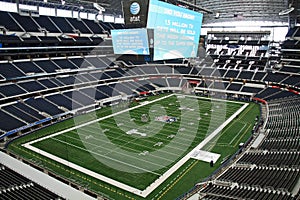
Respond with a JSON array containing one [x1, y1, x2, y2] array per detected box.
[[184, 0, 299, 25], [11, 0, 299, 26], [198, 0, 287, 24], [11, 0, 123, 16]]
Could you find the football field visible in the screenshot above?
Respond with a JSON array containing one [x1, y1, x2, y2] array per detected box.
[[12, 93, 259, 199]]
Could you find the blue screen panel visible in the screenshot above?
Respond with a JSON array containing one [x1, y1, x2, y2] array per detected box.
[[111, 28, 150, 55], [147, 0, 203, 60]]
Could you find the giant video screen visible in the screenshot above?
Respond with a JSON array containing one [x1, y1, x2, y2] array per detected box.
[[111, 28, 150, 55], [147, 0, 203, 60]]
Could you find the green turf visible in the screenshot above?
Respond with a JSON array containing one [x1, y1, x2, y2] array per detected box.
[[8, 93, 260, 200]]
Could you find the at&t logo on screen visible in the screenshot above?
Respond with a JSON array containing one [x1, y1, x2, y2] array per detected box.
[[129, 2, 141, 23], [130, 2, 140, 15]]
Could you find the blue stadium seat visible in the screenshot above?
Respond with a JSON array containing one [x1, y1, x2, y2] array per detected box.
[[52, 59, 79, 70], [18, 81, 47, 93], [13, 61, 45, 74], [0, 11, 23, 32], [50, 17, 75, 33], [225, 70, 239, 78], [238, 71, 254, 80], [0, 63, 26, 79], [0, 83, 27, 98], [0, 110, 26, 132], [34, 16, 61, 33], [25, 98, 64, 116], [63, 90, 95, 106], [33, 60, 61, 73], [241, 86, 262, 93], [10, 13, 40, 32], [227, 83, 242, 91], [168, 78, 181, 87], [13, 102, 45, 120], [66, 18, 92, 34], [46, 94, 82, 110], [81, 19, 105, 34], [3, 104, 38, 124]]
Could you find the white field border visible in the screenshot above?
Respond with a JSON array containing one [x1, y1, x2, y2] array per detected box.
[[22, 94, 248, 198]]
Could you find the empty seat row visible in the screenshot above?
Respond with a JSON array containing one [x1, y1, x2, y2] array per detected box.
[[238, 151, 300, 167], [200, 184, 297, 200], [0, 165, 63, 199], [0, 10, 124, 34], [0, 57, 111, 80], [218, 166, 299, 192]]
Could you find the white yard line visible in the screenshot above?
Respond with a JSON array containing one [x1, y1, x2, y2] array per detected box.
[[229, 123, 247, 145], [22, 94, 248, 198], [138, 102, 249, 197], [51, 136, 174, 168], [180, 94, 246, 104], [22, 143, 148, 196], [49, 137, 164, 175], [24, 94, 174, 146]]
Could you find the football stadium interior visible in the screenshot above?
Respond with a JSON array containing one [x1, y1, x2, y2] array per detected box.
[[0, 0, 299, 199]]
